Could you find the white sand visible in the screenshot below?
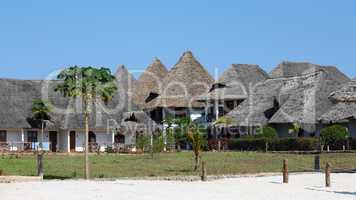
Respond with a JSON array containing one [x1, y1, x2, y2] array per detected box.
[[1, 173, 355, 200]]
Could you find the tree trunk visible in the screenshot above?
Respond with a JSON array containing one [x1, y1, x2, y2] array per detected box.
[[40, 121, 44, 150], [37, 151, 44, 177], [194, 152, 200, 171], [84, 113, 90, 179]]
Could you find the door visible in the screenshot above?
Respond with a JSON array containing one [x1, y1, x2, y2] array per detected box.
[[27, 131, 38, 150], [70, 131, 76, 152], [49, 131, 57, 152]]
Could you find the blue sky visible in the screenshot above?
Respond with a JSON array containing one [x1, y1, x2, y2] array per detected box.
[[0, 0, 355, 80]]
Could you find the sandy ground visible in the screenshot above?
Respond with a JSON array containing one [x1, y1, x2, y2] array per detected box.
[[0, 173, 355, 200]]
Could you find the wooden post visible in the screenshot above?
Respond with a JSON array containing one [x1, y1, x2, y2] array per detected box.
[[283, 159, 288, 183], [325, 162, 331, 187], [327, 145, 330, 152], [201, 161, 207, 181], [314, 155, 320, 171], [37, 151, 44, 178], [218, 140, 221, 152]]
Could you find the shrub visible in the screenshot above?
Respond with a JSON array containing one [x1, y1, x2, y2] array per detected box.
[[228, 137, 319, 151], [320, 125, 349, 150], [255, 126, 278, 139], [270, 138, 319, 151], [228, 138, 269, 151], [136, 134, 151, 152], [151, 133, 165, 153]]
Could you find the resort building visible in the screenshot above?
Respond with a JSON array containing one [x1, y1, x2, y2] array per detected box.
[[1, 52, 356, 152]]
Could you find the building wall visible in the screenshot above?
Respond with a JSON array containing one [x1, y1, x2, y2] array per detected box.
[[74, 131, 113, 152], [58, 130, 68, 152], [274, 123, 293, 138], [349, 118, 356, 137]]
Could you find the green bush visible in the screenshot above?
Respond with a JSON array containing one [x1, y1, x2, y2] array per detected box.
[[270, 138, 319, 151], [255, 126, 278, 139], [228, 137, 319, 151], [228, 138, 269, 151], [320, 125, 349, 150], [136, 135, 151, 152], [151, 133, 165, 153]]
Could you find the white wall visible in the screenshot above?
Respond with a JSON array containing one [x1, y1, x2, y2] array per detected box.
[[74, 131, 113, 152]]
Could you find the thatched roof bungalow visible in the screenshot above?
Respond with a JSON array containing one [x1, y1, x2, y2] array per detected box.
[[320, 78, 356, 136], [146, 51, 214, 121], [0, 66, 143, 152], [226, 62, 350, 137]]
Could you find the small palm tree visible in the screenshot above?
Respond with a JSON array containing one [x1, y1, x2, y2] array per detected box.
[[31, 99, 51, 150], [187, 123, 206, 171], [55, 66, 117, 179]]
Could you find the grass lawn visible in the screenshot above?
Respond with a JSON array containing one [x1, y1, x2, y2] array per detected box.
[[0, 152, 355, 179]]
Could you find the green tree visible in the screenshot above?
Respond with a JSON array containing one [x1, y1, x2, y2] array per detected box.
[[31, 99, 52, 177], [55, 66, 117, 179], [255, 126, 278, 139], [31, 99, 52, 150], [320, 125, 349, 149]]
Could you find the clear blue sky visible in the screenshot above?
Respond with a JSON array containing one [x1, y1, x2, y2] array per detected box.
[[1, 0, 355, 80]]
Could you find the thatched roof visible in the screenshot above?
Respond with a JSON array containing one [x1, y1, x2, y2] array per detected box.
[[0, 66, 139, 130], [270, 61, 324, 78], [328, 78, 356, 102], [133, 58, 168, 108], [320, 102, 356, 122], [146, 51, 214, 108], [320, 79, 356, 122], [119, 111, 161, 135], [226, 78, 286, 126], [227, 62, 350, 127], [0, 79, 44, 129], [198, 64, 269, 101]]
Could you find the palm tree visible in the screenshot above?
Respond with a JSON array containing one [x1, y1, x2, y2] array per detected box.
[[174, 117, 206, 171], [31, 99, 51, 177], [31, 99, 51, 150], [55, 66, 117, 179], [187, 123, 206, 171]]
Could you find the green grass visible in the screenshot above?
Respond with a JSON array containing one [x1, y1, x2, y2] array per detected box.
[[0, 152, 355, 179]]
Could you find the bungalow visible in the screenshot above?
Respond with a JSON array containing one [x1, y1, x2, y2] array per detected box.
[[0, 65, 148, 152], [144, 51, 214, 123], [1, 54, 355, 152], [225, 61, 351, 137], [320, 78, 356, 136]]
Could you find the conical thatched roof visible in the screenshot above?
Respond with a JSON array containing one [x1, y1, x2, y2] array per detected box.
[[320, 79, 356, 122], [227, 62, 350, 128], [198, 64, 269, 101], [133, 58, 168, 108], [147, 51, 214, 108], [114, 65, 138, 110]]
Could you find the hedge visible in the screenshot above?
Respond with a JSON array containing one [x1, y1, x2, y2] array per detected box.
[[227, 137, 356, 151], [228, 137, 320, 151]]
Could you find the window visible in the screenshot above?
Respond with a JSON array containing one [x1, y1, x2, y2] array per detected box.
[[27, 131, 38, 143], [0, 130, 6, 142]]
